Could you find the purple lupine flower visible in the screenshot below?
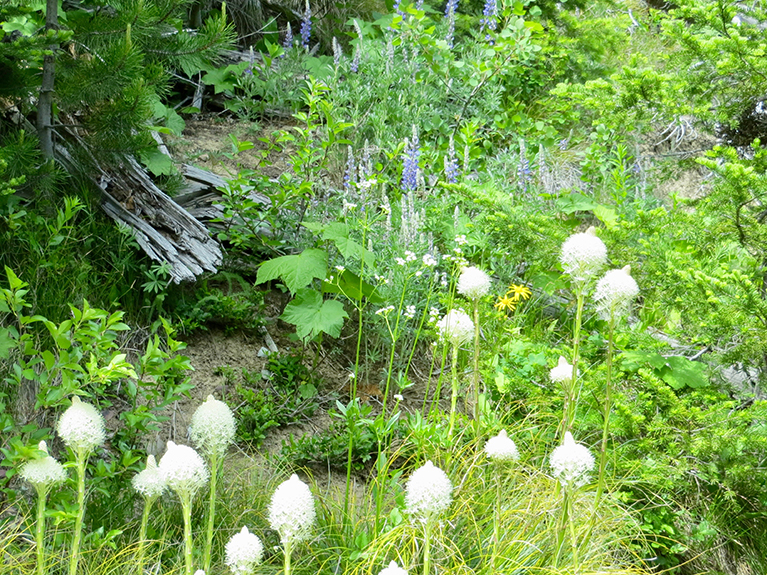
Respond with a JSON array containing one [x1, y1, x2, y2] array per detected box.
[[480, 0, 497, 42], [401, 126, 420, 192], [444, 135, 459, 183], [343, 146, 356, 191], [415, 0, 424, 9], [300, 0, 312, 49], [518, 140, 532, 192], [445, 0, 459, 48], [559, 138, 569, 151], [244, 46, 255, 75], [351, 20, 362, 73], [359, 140, 372, 181], [332, 37, 342, 68], [385, 35, 394, 74], [282, 23, 294, 54], [393, 0, 405, 17]]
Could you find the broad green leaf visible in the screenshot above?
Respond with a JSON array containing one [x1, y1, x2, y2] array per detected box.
[[256, 249, 328, 295], [322, 270, 384, 303], [661, 356, 708, 390], [280, 288, 348, 341], [556, 192, 599, 214], [0, 327, 15, 360]]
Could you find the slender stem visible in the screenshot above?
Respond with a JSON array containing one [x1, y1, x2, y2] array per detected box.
[[472, 299, 481, 435], [382, 279, 409, 415], [553, 488, 569, 569], [447, 345, 459, 440], [136, 497, 153, 575], [34, 486, 47, 575], [284, 538, 293, 575], [182, 495, 194, 575], [492, 472, 501, 570], [69, 455, 87, 575], [203, 452, 219, 573], [422, 519, 433, 575], [568, 492, 580, 569], [560, 288, 586, 437]]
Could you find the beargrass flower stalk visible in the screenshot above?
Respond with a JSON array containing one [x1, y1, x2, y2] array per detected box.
[[159, 441, 210, 575], [436, 309, 474, 439], [457, 266, 492, 432], [586, 266, 639, 546], [558, 227, 608, 436], [379, 561, 408, 575], [405, 461, 452, 575], [550, 432, 595, 568], [190, 395, 236, 574], [132, 454, 166, 575], [299, 0, 311, 49], [484, 431, 518, 569], [225, 526, 264, 575], [269, 474, 316, 575], [57, 396, 106, 575], [21, 441, 66, 575]]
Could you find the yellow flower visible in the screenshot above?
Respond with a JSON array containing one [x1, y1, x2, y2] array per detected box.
[[494, 294, 517, 312], [507, 284, 532, 301]]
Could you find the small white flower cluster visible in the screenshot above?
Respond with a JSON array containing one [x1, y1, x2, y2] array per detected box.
[[560, 226, 608, 284], [594, 265, 639, 320], [405, 460, 453, 523], [404, 305, 416, 319], [376, 305, 395, 316], [396, 251, 418, 266], [454, 234, 467, 245], [457, 266, 492, 300], [550, 432, 595, 489], [57, 397, 106, 457], [335, 265, 346, 273], [190, 395, 236, 459], [225, 526, 264, 575], [428, 307, 440, 324], [484, 430, 519, 462], [378, 561, 408, 575], [422, 254, 437, 267], [158, 441, 209, 499], [268, 474, 316, 544], [549, 356, 574, 385], [20, 441, 66, 489], [374, 274, 389, 285], [436, 309, 474, 347], [132, 454, 166, 500]]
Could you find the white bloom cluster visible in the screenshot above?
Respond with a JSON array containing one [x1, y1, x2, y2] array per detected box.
[[560, 227, 608, 283], [549, 432, 595, 489], [422, 254, 437, 267], [454, 234, 467, 245], [404, 305, 416, 319], [20, 441, 66, 488], [405, 460, 453, 523], [194, 571, 205, 575], [132, 454, 166, 500], [158, 441, 209, 498], [268, 474, 316, 544], [378, 561, 408, 575], [57, 396, 106, 456], [428, 307, 440, 324], [436, 309, 474, 347], [190, 395, 236, 459], [594, 265, 639, 320], [484, 430, 519, 461], [376, 305, 395, 316], [549, 356, 574, 385], [225, 526, 264, 575], [457, 266, 492, 299]]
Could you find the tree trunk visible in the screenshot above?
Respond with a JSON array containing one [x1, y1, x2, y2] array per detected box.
[[37, 0, 58, 160]]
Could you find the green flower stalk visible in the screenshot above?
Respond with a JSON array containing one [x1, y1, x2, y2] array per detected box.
[[57, 397, 106, 575], [159, 441, 210, 575], [268, 474, 316, 575], [456, 266, 492, 434], [405, 461, 453, 575], [20, 441, 67, 575], [132, 454, 166, 575], [436, 310, 474, 440], [484, 430, 519, 570], [190, 395, 237, 574]]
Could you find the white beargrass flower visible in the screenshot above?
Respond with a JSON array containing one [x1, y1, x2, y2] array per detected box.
[[268, 474, 316, 544], [132, 454, 166, 500], [190, 395, 236, 459], [378, 561, 408, 575], [457, 266, 492, 299], [550, 432, 595, 489], [484, 430, 519, 461], [20, 441, 66, 488], [594, 265, 640, 320], [560, 226, 608, 283], [194, 571, 205, 575], [225, 526, 264, 575], [158, 441, 209, 499], [57, 396, 106, 457], [549, 356, 574, 385], [436, 309, 474, 346], [405, 460, 453, 523]]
